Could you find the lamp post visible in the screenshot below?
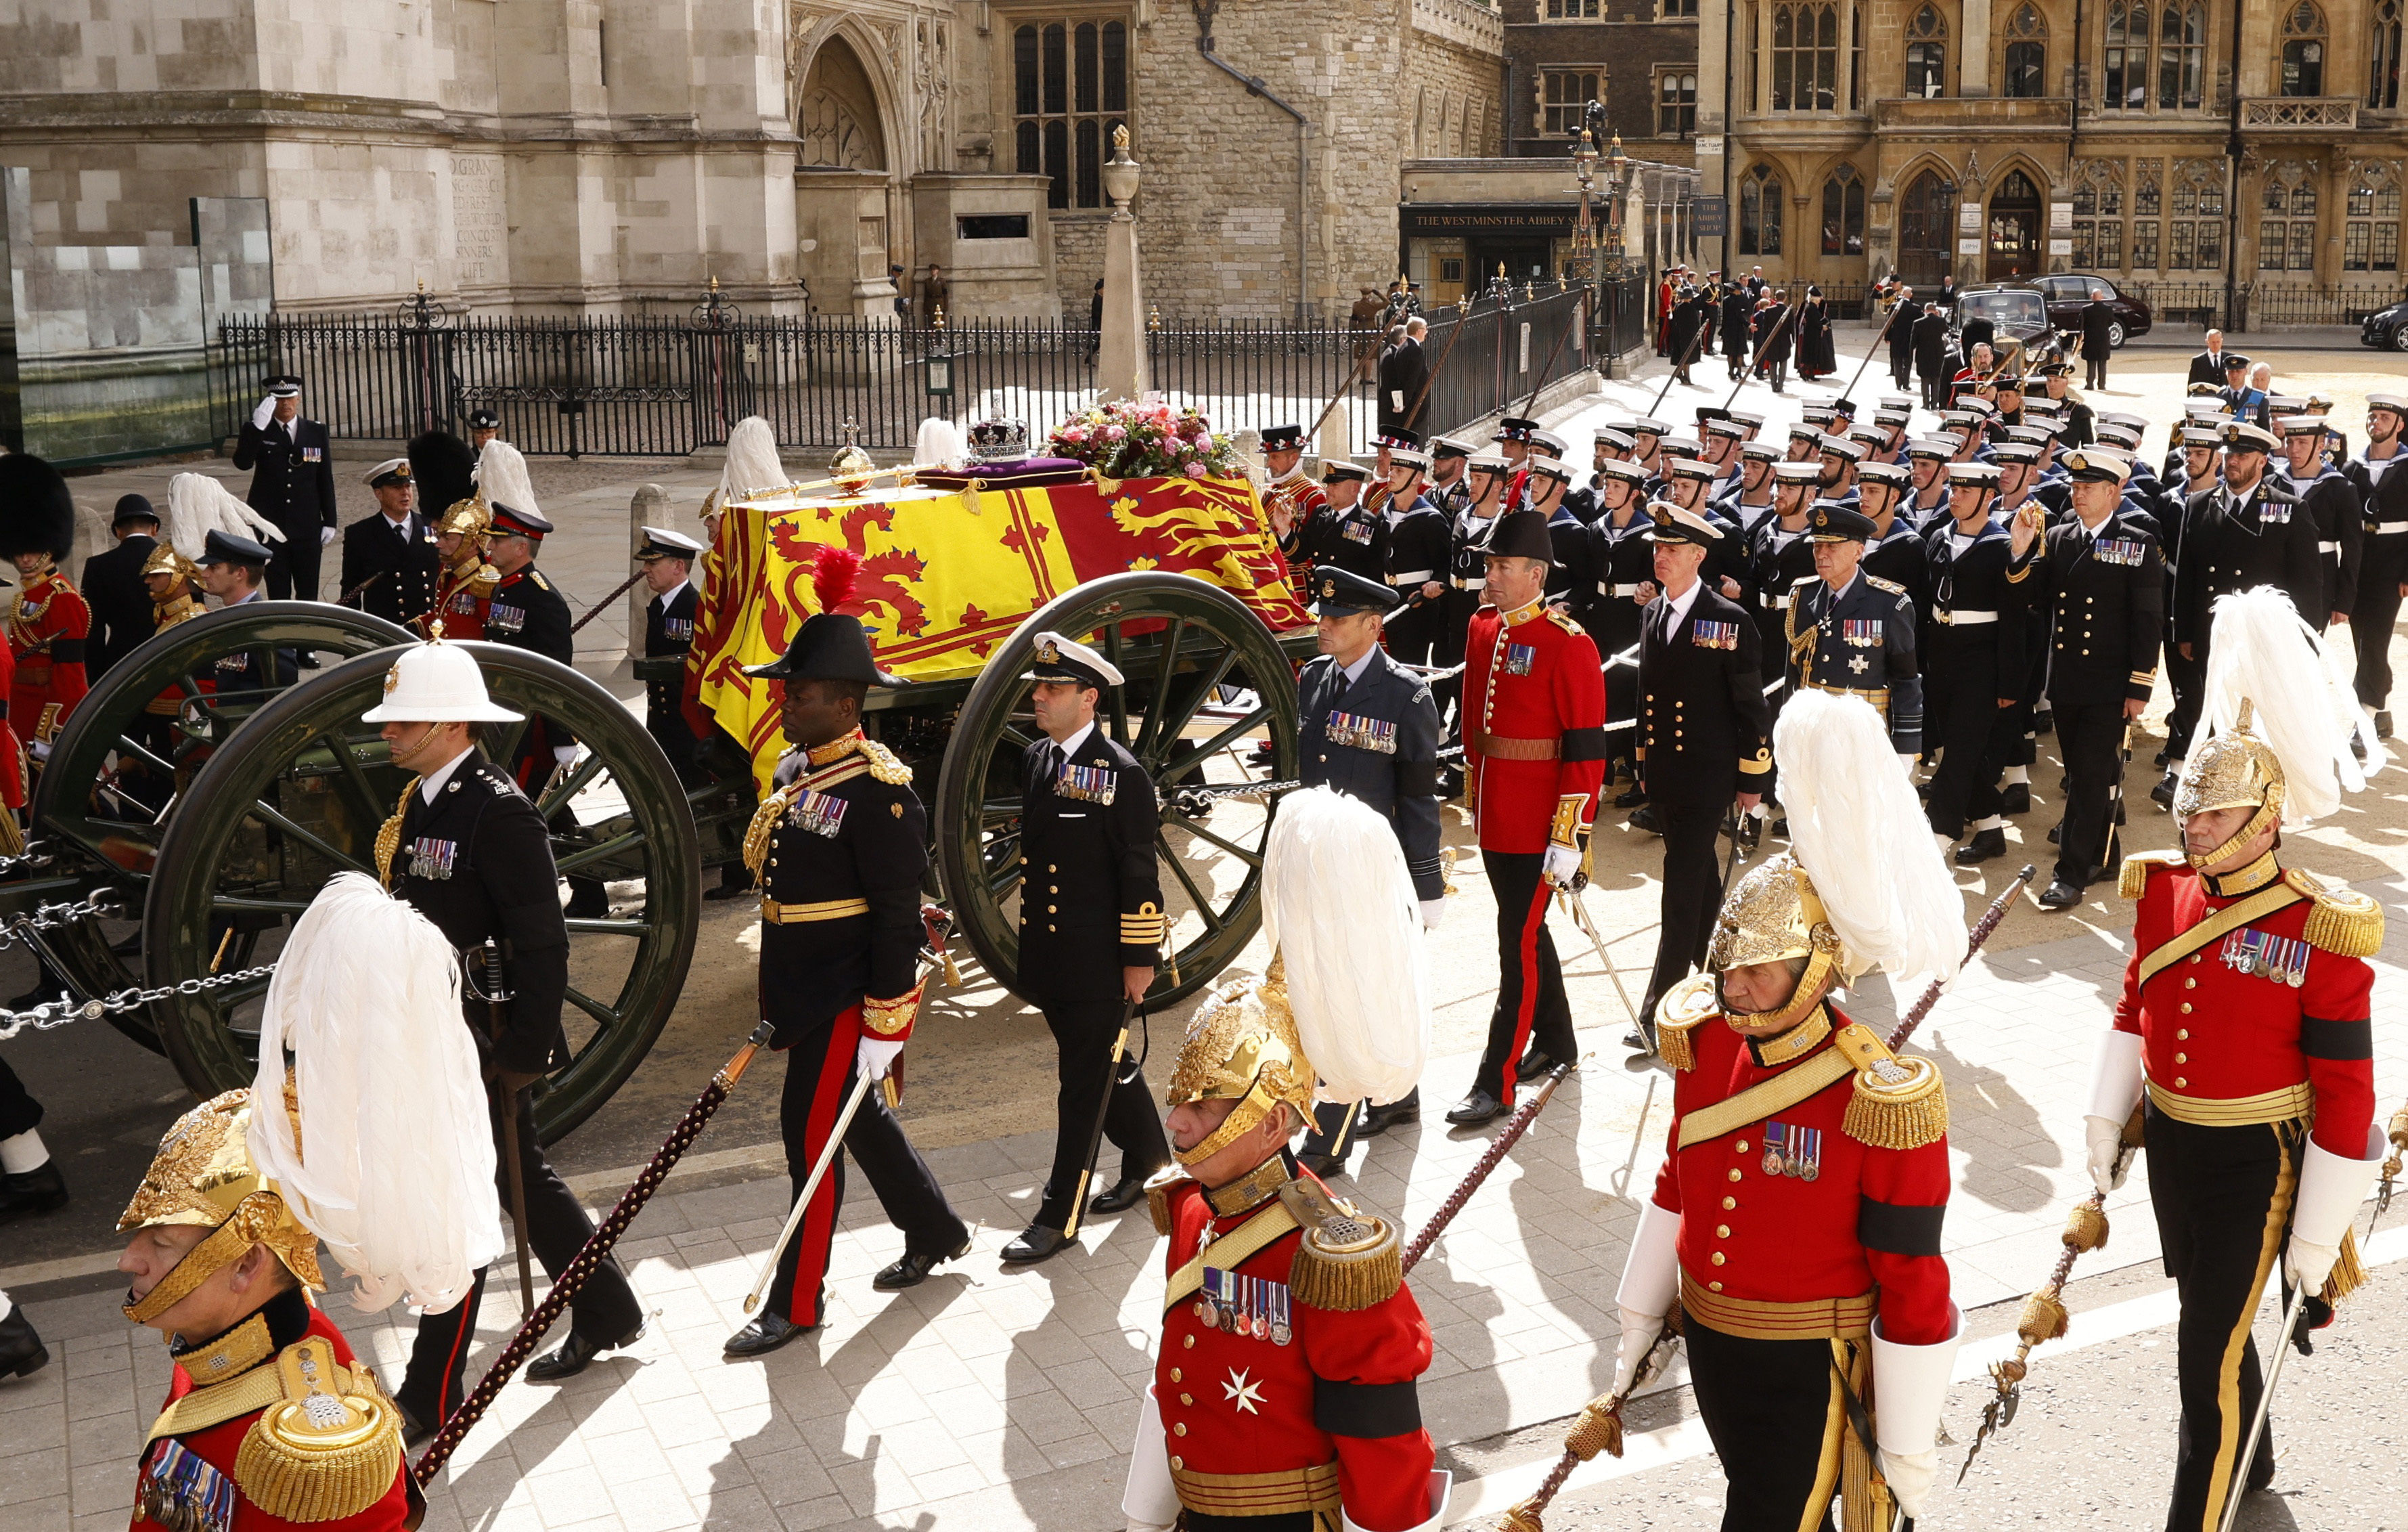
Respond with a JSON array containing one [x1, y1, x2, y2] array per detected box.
[[1599, 130, 1632, 280], [1569, 125, 1601, 284], [924, 305, 954, 420]]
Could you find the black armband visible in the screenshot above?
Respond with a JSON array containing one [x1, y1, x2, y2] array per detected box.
[[1560, 725, 1610, 762], [1397, 760, 1440, 797], [2298, 1014, 2373, 1061], [1312, 1376, 1423, 1439], [1858, 1197, 1946, 1256], [47, 638, 85, 665]]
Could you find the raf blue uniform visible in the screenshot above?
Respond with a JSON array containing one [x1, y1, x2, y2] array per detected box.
[[1293, 568, 1446, 1172]]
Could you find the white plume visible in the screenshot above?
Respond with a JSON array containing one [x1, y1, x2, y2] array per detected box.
[[1259, 787, 1429, 1106], [248, 873, 503, 1315], [914, 416, 970, 470], [1775, 690, 1965, 994], [719, 417, 789, 503], [2200, 585, 2376, 822], [165, 473, 285, 558], [476, 438, 539, 518]]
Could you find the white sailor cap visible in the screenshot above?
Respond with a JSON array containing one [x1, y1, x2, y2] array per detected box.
[[638, 525, 707, 560], [1818, 435, 1867, 462]]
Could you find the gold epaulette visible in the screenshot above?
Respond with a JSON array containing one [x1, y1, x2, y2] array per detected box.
[[230, 1337, 402, 1523], [1654, 971, 1719, 1072], [858, 737, 914, 786], [530, 571, 552, 591], [1277, 1178, 1402, 1313], [1829, 1024, 1948, 1150], [1863, 575, 1907, 596], [2119, 848, 2187, 900], [1545, 607, 1584, 634], [468, 564, 501, 598], [2284, 867, 2385, 957], [1144, 1166, 1192, 1238]]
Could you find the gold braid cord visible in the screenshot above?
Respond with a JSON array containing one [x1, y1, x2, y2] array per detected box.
[[231, 1339, 403, 1523], [2287, 868, 2386, 957], [742, 785, 799, 875], [373, 779, 423, 888]]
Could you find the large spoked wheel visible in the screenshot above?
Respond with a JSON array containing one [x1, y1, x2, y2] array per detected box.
[[28, 603, 417, 1052], [142, 642, 702, 1143], [934, 573, 1302, 1007]]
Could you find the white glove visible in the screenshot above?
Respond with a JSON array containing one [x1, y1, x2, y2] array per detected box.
[[855, 1036, 904, 1081], [1419, 898, 1445, 931], [1542, 843, 1582, 885], [2286, 1236, 2339, 1296], [2287, 1128, 2387, 1295], [2084, 1114, 2130, 1196], [251, 395, 277, 430], [1610, 1306, 1667, 1396], [552, 744, 579, 766], [319, 525, 336, 547], [1877, 1447, 1938, 1520], [28, 740, 50, 763]]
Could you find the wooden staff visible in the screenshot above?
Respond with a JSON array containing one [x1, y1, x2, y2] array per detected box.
[[1831, 297, 1908, 410], [1305, 328, 1395, 447], [570, 571, 647, 634], [1720, 301, 1799, 412], [1511, 289, 1586, 423]]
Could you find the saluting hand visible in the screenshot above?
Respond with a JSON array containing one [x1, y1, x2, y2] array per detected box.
[[1718, 575, 1742, 598], [2007, 502, 2041, 556]]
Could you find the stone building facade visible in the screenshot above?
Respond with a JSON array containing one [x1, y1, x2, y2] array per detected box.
[[0, 0, 1513, 324], [1694, 0, 2408, 313], [1500, 0, 1702, 168]]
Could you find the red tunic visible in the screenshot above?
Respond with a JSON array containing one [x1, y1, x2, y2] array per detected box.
[[1653, 1002, 1955, 1345], [0, 636, 19, 809], [1153, 1172, 1435, 1531], [8, 568, 90, 743], [2114, 856, 2376, 1158], [1461, 596, 1608, 853], [416, 565, 490, 640], [132, 1304, 412, 1532]]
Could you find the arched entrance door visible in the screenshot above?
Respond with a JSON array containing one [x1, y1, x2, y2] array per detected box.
[[1898, 171, 1953, 286], [1986, 170, 2042, 280]]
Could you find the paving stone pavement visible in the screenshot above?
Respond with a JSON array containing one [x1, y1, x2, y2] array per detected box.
[[7, 876, 2403, 1532]]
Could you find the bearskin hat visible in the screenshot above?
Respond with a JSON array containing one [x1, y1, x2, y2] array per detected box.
[[0, 453, 78, 563], [407, 431, 478, 524]]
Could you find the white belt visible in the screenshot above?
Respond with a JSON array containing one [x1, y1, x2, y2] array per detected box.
[[1758, 592, 1789, 609], [1935, 609, 1999, 625], [1453, 576, 1486, 589], [2318, 541, 2340, 554], [2373, 524, 2408, 535], [1389, 569, 1435, 584], [1598, 582, 1641, 597]]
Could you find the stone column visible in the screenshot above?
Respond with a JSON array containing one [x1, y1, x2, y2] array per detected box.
[[1697, 0, 1733, 277], [1097, 128, 1152, 403], [1960, 0, 1993, 96]]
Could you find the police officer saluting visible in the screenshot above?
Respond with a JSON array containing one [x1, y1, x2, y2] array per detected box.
[[1630, 505, 1770, 1054], [366, 640, 645, 1433], [1002, 633, 1174, 1263], [1290, 567, 1446, 1175], [721, 561, 971, 1357]]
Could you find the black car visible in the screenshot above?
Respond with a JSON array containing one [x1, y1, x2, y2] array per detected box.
[[1947, 283, 2056, 361], [2362, 294, 2408, 351], [2032, 273, 2154, 348]]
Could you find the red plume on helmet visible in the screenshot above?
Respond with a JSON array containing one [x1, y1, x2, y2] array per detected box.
[[813, 546, 862, 613]]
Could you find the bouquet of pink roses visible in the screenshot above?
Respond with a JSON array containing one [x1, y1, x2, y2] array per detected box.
[[1047, 393, 1242, 480]]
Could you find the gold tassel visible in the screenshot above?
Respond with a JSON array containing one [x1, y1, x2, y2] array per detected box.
[[1288, 1221, 1402, 1313], [1842, 1068, 1950, 1151], [1562, 1396, 1624, 1462], [962, 476, 986, 517], [1655, 1021, 1695, 1072], [372, 779, 420, 888], [2061, 1201, 2111, 1253], [1501, 1501, 1547, 1532], [742, 786, 796, 876], [2321, 1227, 2367, 1306], [2016, 1286, 2071, 1349], [2298, 882, 2385, 957]]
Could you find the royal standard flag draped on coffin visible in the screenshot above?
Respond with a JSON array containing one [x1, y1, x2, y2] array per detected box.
[[686, 473, 1310, 789]]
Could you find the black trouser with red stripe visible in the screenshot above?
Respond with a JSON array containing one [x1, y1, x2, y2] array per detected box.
[[2144, 1104, 2290, 1532], [1473, 850, 1577, 1106], [396, 1087, 642, 1426], [767, 1008, 967, 1327]]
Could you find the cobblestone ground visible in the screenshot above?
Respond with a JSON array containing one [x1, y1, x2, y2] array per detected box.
[[5, 329, 2405, 1530]]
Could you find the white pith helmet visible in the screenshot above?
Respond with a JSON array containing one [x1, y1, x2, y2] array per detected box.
[[361, 642, 525, 724]]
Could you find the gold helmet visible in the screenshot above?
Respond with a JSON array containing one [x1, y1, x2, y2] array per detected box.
[[434, 496, 491, 541], [1705, 854, 1848, 1032], [118, 1088, 324, 1325], [2173, 697, 2285, 865], [139, 542, 202, 582], [1163, 959, 1315, 1168]]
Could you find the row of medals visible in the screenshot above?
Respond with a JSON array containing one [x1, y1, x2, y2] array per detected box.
[[1195, 1266, 1293, 1346]]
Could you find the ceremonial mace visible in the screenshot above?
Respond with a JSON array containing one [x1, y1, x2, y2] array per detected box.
[[414, 1020, 779, 1483], [2373, 1101, 2408, 1227], [1500, 867, 2034, 1532]]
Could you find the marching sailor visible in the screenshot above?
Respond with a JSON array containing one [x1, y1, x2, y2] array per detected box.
[[1381, 445, 1450, 668], [1119, 794, 1448, 1532], [1291, 567, 1446, 1175], [1613, 689, 1965, 1532], [2344, 393, 2408, 737], [1435, 451, 1511, 787], [722, 552, 970, 1355], [2086, 588, 2384, 1531], [1920, 460, 2028, 866], [2275, 414, 2360, 632], [1450, 509, 1608, 1126]]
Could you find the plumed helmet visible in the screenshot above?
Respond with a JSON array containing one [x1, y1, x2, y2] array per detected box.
[[1708, 854, 1840, 976], [0, 453, 77, 563], [407, 431, 478, 525], [118, 1088, 326, 1323], [2175, 701, 2286, 822]]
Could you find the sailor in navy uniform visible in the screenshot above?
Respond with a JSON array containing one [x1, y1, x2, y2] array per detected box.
[[2276, 414, 2361, 632], [1435, 451, 1512, 784], [1574, 460, 1656, 795], [1308, 460, 1387, 584], [191, 531, 296, 689], [1524, 457, 1590, 608], [1920, 460, 2028, 864], [1292, 568, 1446, 1174], [1814, 434, 1866, 506], [1382, 445, 1451, 667], [2345, 393, 2408, 735], [1902, 436, 1957, 531], [1630, 505, 1770, 1051], [230, 373, 335, 601], [1000, 634, 1174, 1265], [1785, 502, 1924, 764], [633, 526, 706, 779], [1857, 460, 1931, 633], [1716, 440, 1781, 539], [1742, 462, 1822, 659], [2009, 451, 2164, 908]]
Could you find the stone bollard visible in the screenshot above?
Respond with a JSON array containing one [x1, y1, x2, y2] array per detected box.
[[628, 483, 670, 661]]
